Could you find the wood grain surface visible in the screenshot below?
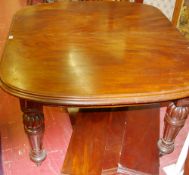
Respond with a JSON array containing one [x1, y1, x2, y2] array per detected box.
[[62, 105, 159, 175], [1, 2, 189, 106]]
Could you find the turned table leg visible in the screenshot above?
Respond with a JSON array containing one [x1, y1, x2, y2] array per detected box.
[[158, 100, 189, 155], [20, 99, 46, 165]]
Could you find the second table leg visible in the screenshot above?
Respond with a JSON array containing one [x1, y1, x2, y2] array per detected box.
[[158, 100, 189, 155]]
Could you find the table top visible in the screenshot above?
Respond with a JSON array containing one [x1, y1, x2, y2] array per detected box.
[[1, 2, 189, 106]]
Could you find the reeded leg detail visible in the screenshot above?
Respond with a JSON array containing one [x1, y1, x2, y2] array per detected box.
[[158, 101, 189, 155], [20, 99, 46, 165]]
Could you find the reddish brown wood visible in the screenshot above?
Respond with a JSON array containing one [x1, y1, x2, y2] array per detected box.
[[135, 0, 143, 2], [62, 105, 159, 175], [176, 98, 189, 107], [27, 0, 32, 5], [62, 109, 113, 174], [27, 0, 46, 5], [20, 99, 46, 165], [119, 105, 159, 174], [158, 101, 189, 155], [1, 2, 189, 106], [1, 0, 189, 168]]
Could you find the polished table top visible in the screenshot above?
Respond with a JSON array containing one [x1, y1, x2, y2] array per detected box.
[[1, 2, 189, 106]]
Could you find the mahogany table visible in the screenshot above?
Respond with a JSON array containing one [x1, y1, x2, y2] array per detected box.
[[1, 1, 189, 174]]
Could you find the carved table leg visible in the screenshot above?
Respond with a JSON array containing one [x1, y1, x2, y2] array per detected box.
[[20, 99, 46, 165], [158, 100, 189, 155]]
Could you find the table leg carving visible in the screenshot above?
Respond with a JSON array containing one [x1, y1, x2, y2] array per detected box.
[[20, 99, 46, 165], [158, 101, 189, 155]]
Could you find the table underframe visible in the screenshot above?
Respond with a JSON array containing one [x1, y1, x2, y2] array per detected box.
[[19, 98, 189, 174]]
